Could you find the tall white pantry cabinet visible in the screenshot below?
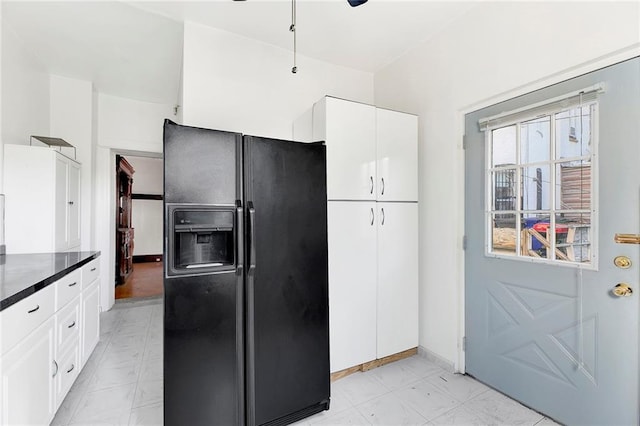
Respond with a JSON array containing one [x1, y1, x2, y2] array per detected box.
[[295, 96, 419, 373], [4, 144, 81, 254]]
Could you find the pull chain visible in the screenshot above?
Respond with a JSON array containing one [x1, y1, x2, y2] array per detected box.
[[290, 0, 297, 73]]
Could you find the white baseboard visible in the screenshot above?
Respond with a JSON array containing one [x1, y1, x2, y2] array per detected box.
[[417, 346, 455, 373]]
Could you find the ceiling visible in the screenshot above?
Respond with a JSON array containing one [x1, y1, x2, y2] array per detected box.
[[2, 1, 476, 104]]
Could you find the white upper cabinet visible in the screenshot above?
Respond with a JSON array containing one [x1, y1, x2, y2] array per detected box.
[[314, 97, 377, 201], [376, 108, 418, 202], [4, 145, 81, 253], [302, 97, 418, 202]]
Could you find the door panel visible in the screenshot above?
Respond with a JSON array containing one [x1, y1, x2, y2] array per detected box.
[[324, 97, 377, 201], [55, 157, 68, 251], [377, 202, 418, 358], [465, 57, 640, 425], [244, 136, 329, 425], [164, 273, 242, 426], [376, 109, 418, 202], [327, 201, 377, 372], [68, 161, 81, 249]]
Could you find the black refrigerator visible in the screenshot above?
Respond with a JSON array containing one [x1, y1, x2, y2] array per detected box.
[[163, 120, 330, 426]]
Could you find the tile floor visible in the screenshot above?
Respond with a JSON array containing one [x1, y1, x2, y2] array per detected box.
[[52, 297, 560, 426]]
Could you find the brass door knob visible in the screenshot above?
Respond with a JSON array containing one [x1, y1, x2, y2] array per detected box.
[[612, 283, 633, 297]]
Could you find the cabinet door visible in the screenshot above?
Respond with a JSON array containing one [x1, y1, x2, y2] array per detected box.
[[67, 161, 81, 249], [81, 282, 100, 367], [327, 201, 377, 372], [376, 109, 418, 202], [0, 317, 55, 426], [377, 202, 419, 358], [55, 341, 80, 410], [324, 98, 377, 201], [54, 156, 69, 251]]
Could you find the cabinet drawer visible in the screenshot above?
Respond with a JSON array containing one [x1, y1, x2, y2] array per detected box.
[[55, 269, 81, 311], [56, 295, 80, 353], [55, 340, 80, 408], [82, 258, 100, 290], [0, 284, 55, 355]]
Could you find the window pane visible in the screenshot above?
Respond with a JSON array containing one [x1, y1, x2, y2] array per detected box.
[[491, 213, 517, 256], [554, 214, 591, 264], [521, 165, 550, 210], [492, 125, 516, 167], [556, 161, 591, 210], [521, 213, 550, 258], [520, 115, 550, 164], [555, 105, 592, 159], [492, 169, 516, 212]]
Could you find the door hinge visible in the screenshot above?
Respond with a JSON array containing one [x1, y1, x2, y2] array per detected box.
[[462, 235, 467, 250], [462, 336, 467, 351], [462, 134, 467, 150]]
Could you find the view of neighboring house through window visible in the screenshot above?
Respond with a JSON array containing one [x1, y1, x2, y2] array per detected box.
[[486, 101, 596, 266]]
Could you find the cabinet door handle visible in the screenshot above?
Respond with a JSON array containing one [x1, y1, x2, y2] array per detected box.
[[381, 178, 385, 196], [66, 364, 75, 374], [52, 360, 59, 377], [27, 305, 40, 314], [370, 176, 374, 194], [90, 267, 96, 272], [381, 207, 385, 226], [68, 201, 74, 205], [67, 321, 76, 329], [68, 282, 77, 287], [370, 208, 374, 226]]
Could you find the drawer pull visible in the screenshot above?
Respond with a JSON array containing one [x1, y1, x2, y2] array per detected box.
[[27, 305, 40, 314], [53, 360, 59, 377], [66, 364, 75, 374], [67, 321, 76, 329], [90, 267, 96, 272], [68, 282, 77, 287]]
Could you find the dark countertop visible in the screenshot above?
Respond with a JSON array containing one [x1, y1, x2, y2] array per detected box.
[[0, 251, 100, 311]]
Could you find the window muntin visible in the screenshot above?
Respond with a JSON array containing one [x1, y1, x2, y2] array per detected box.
[[486, 103, 596, 267]]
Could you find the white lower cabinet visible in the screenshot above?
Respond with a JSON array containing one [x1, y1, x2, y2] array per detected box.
[[376, 202, 419, 358], [0, 257, 100, 426], [55, 340, 81, 406], [328, 201, 377, 372], [0, 316, 56, 425], [81, 280, 100, 367], [328, 201, 418, 373]]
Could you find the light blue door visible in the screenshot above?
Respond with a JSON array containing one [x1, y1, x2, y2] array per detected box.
[[465, 57, 639, 425]]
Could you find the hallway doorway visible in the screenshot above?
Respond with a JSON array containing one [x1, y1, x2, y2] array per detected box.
[[114, 154, 164, 300]]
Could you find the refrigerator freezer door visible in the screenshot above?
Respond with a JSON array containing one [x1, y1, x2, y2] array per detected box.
[[244, 136, 330, 426], [164, 273, 244, 426], [163, 121, 245, 425], [163, 120, 243, 205]]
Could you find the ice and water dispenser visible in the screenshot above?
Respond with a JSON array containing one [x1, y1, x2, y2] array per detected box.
[[167, 205, 235, 276]]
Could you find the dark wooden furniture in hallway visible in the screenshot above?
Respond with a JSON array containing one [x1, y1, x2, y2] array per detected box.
[[116, 155, 135, 285]]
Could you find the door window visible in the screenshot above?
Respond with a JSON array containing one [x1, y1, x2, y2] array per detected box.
[[485, 102, 597, 266]]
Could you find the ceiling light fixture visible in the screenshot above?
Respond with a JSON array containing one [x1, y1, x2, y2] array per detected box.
[[290, 0, 297, 74]]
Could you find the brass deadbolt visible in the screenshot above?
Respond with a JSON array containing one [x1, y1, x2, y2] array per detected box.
[[614, 256, 632, 269], [612, 283, 633, 297]]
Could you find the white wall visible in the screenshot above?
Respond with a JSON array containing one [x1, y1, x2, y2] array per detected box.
[[98, 93, 174, 153], [50, 75, 94, 251], [373, 1, 640, 369], [1, 19, 50, 188], [182, 21, 374, 140], [125, 156, 163, 257], [96, 94, 173, 310]]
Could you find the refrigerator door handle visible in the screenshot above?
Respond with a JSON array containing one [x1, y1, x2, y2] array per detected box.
[[236, 201, 244, 276], [248, 201, 257, 274]]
